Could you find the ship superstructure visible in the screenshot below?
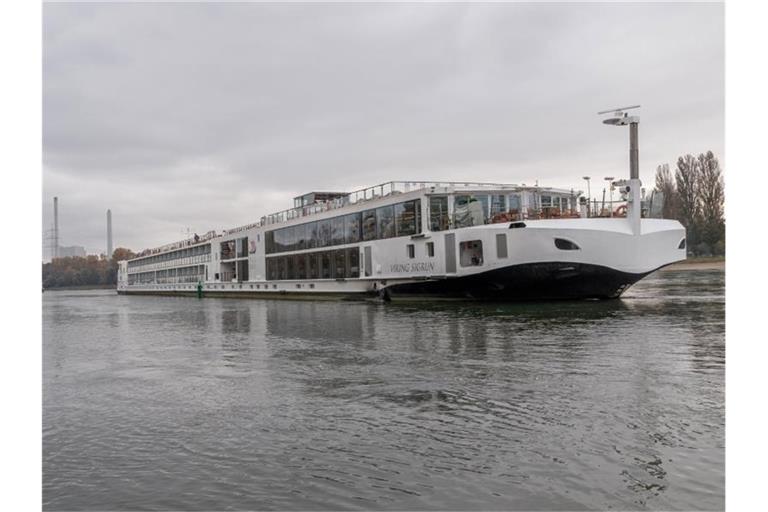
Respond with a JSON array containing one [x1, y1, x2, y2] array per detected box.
[[118, 180, 684, 300]]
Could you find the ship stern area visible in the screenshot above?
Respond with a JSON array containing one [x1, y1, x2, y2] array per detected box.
[[387, 218, 686, 301]]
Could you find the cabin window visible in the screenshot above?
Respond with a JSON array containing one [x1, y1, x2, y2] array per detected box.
[[459, 240, 484, 267], [318, 219, 332, 248], [376, 205, 396, 239], [540, 195, 552, 208], [331, 216, 345, 246], [295, 224, 307, 251], [287, 226, 298, 252], [426, 241, 434, 257], [554, 238, 580, 251], [348, 248, 360, 278], [272, 229, 285, 253], [429, 196, 449, 231], [307, 222, 318, 249], [237, 237, 248, 257], [308, 253, 319, 279], [320, 252, 332, 279], [345, 212, 361, 244], [678, 238, 686, 249], [334, 250, 347, 278], [362, 209, 377, 241], [496, 233, 508, 258], [407, 244, 415, 259], [295, 254, 307, 279]]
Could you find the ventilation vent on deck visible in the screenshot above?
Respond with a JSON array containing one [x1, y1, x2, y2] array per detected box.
[[554, 238, 580, 251], [509, 222, 526, 229]]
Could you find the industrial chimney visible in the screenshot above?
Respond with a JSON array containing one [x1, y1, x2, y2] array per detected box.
[[53, 197, 59, 259], [107, 209, 113, 259]]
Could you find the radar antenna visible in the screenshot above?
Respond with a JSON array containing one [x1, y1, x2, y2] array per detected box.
[[598, 105, 641, 126], [597, 105, 640, 115]]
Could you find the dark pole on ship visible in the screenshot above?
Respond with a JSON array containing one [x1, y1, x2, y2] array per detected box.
[[630, 121, 639, 180]]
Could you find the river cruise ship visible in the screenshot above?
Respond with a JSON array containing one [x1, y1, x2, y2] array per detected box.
[[117, 179, 686, 301]]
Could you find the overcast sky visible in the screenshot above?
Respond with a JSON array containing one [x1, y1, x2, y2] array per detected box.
[[42, 2, 723, 257]]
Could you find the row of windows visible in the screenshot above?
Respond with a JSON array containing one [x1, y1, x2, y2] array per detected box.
[[429, 194, 572, 231], [128, 244, 211, 269], [127, 265, 206, 285], [429, 194, 525, 231], [266, 199, 421, 254], [266, 248, 360, 280]]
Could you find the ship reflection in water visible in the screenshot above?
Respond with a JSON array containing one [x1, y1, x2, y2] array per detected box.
[[43, 269, 724, 511]]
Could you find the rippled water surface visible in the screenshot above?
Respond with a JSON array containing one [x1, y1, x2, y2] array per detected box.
[[43, 269, 725, 511]]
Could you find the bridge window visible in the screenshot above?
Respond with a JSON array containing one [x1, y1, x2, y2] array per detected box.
[[429, 196, 449, 231], [454, 195, 485, 228], [490, 195, 506, 216], [395, 200, 420, 236]]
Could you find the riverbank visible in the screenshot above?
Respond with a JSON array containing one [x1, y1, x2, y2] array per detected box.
[[662, 256, 725, 271], [43, 284, 115, 291]]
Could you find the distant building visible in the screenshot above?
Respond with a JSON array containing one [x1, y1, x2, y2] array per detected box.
[[58, 245, 86, 258]]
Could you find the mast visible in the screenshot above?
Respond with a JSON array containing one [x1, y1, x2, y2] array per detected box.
[[599, 105, 642, 235]]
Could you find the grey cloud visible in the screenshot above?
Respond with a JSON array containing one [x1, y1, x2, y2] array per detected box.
[[43, 2, 723, 256]]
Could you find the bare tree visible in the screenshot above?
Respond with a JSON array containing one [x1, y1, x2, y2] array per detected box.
[[697, 151, 725, 251], [675, 154, 702, 246], [654, 163, 678, 219]]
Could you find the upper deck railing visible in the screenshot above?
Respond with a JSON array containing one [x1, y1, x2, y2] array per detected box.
[[133, 230, 218, 259]]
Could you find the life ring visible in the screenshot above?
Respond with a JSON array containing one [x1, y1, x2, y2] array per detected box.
[[614, 204, 628, 217]]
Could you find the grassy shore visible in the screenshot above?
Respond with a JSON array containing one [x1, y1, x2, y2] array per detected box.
[[663, 256, 725, 271]]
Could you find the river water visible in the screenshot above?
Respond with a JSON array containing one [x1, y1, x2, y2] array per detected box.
[[43, 269, 725, 511]]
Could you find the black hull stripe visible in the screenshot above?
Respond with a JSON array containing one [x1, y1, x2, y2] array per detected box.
[[119, 261, 664, 301], [385, 261, 653, 301]]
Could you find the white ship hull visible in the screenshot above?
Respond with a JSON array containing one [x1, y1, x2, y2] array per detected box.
[[118, 192, 685, 302]]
